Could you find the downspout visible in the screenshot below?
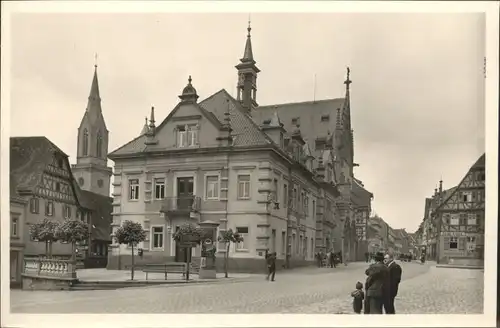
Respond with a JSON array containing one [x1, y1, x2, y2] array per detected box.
[[285, 164, 292, 269]]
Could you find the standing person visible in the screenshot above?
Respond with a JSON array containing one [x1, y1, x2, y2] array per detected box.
[[351, 281, 365, 314], [364, 252, 369, 263], [329, 251, 335, 268], [266, 252, 277, 281], [383, 253, 402, 314], [364, 252, 389, 314]]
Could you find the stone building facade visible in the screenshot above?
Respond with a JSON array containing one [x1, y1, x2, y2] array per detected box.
[[107, 23, 372, 271]]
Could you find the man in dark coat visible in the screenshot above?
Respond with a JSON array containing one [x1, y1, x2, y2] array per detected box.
[[383, 253, 402, 314], [266, 252, 277, 281], [364, 252, 389, 314]]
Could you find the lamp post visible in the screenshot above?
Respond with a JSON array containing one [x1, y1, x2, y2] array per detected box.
[[265, 192, 280, 255]]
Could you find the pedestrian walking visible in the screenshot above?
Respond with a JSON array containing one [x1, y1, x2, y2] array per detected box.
[[351, 281, 365, 314], [364, 252, 388, 314], [266, 252, 277, 281], [383, 253, 402, 314]]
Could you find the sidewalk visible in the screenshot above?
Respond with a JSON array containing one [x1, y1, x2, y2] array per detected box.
[[76, 268, 258, 283]]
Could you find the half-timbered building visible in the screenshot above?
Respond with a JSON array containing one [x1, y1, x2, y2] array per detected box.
[[430, 154, 485, 266]]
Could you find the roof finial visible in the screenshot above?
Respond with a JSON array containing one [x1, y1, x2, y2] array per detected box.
[[188, 75, 192, 85], [344, 66, 352, 88], [247, 14, 252, 36], [94, 53, 98, 69]]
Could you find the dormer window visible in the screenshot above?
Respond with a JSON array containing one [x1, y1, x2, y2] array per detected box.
[[177, 124, 199, 148]]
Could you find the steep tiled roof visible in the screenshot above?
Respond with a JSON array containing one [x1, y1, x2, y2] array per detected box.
[[351, 178, 373, 207], [79, 190, 112, 242], [199, 89, 271, 147], [254, 98, 345, 158], [10, 137, 69, 197], [433, 153, 485, 214]]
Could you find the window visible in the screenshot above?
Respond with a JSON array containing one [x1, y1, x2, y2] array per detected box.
[[449, 237, 458, 249], [96, 131, 103, 158], [462, 191, 472, 202], [177, 126, 187, 147], [283, 184, 288, 208], [273, 179, 279, 201], [235, 227, 249, 250], [151, 226, 164, 249], [45, 201, 54, 216], [311, 238, 314, 255], [187, 125, 199, 147], [291, 117, 300, 126], [466, 236, 476, 251], [63, 205, 71, 219], [281, 231, 286, 255], [129, 179, 140, 200], [450, 216, 459, 225], [299, 235, 303, 255], [237, 175, 251, 199], [57, 158, 63, 168], [312, 200, 316, 220], [177, 125, 199, 148], [467, 213, 477, 225], [292, 234, 297, 254], [459, 213, 467, 226], [292, 188, 297, 209], [29, 198, 39, 214], [83, 129, 89, 156], [304, 236, 308, 257], [205, 175, 219, 200], [154, 178, 165, 200], [321, 114, 330, 122], [55, 182, 61, 192], [271, 229, 276, 253], [304, 194, 309, 216], [11, 215, 19, 238]]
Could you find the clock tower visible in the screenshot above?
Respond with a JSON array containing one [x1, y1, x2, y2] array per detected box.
[[235, 20, 260, 114]]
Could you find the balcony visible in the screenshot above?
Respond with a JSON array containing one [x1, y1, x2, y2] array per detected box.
[[160, 196, 201, 215]]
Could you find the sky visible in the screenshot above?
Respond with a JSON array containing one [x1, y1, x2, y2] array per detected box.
[[8, 11, 486, 232]]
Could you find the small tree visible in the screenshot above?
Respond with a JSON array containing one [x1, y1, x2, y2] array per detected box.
[[218, 229, 243, 278], [29, 219, 60, 257], [56, 219, 90, 262], [114, 220, 147, 280]]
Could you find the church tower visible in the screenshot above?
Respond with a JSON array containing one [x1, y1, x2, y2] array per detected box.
[[235, 20, 260, 114], [72, 64, 112, 197]]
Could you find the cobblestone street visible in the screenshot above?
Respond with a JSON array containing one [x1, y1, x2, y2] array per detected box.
[[11, 262, 483, 314]]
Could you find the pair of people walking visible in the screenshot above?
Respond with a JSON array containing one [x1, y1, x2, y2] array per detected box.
[[351, 252, 402, 314]]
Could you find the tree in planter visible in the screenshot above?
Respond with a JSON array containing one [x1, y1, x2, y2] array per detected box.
[[218, 229, 243, 278], [114, 220, 147, 280], [29, 218, 60, 257], [172, 223, 204, 261], [56, 219, 89, 262]]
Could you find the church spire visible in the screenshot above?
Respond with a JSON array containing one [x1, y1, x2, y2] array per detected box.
[[241, 19, 254, 63], [87, 64, 102, 114], [235, 18, 260, 114]]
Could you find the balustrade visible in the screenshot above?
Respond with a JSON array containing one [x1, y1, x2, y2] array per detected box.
[[24, 258, 76, 279]]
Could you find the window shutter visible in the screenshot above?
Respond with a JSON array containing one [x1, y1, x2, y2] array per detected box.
[[444, 237, 450, 250], [458, 237, 466, 251]]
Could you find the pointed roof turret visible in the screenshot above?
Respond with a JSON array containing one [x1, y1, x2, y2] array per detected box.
[[241, 19, 254, 63], [140, 117, 149, 135]]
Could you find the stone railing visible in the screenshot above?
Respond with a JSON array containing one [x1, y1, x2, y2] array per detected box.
[[23, 258, 77, 279]]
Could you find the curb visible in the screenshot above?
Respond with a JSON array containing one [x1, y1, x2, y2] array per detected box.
[[435, 265, 484, 270]]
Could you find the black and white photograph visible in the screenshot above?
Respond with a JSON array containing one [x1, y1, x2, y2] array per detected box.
[[1, 1, 498, 328]]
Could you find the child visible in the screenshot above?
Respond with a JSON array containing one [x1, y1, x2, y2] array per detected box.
[[351, 281, 365, 314]]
